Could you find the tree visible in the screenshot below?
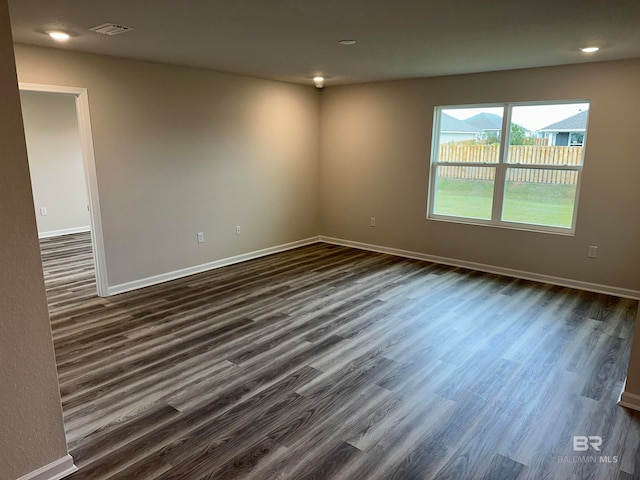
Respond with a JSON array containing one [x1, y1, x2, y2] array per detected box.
[[509, 123, 535, 145], [485, 132, 500, 145]]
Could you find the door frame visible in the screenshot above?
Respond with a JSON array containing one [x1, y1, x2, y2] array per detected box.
[[20, 82, 109, 297]]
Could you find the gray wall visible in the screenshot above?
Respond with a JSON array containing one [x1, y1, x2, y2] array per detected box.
[[20, 90, 90, 236], [0, 0, 69, 478], [15, 46, 640, 294], [14, 44, 321, 288], [319, 60, 640, 292]]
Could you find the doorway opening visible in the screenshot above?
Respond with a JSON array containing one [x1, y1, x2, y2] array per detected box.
[[20, 83, 108, 297]]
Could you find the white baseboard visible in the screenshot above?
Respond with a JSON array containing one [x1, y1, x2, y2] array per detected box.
[[38, 226, 91, 239], [107, 234, 640, 299], [108, 237, 321, 295], [17, 455, 77, 480], [319, 236, 640, 300], [618, 388, 640, 412]]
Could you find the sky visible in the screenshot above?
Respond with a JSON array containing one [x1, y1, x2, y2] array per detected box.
[[444, 103, 590, 131]]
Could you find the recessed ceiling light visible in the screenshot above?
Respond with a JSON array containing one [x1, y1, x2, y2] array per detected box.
[[313, 76, 325, 89], [339, 40, 356, 46], [581, 46, 600, 53], [48, 31, 70, 42]]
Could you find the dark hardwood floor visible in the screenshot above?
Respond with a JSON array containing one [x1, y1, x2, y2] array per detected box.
[[40, 232, 640, 479]]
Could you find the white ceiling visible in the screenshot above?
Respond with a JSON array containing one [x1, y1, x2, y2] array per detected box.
[[8, 0, 640, 86]]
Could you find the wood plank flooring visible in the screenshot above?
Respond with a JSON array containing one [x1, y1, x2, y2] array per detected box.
[[40, 232, 640, 479]]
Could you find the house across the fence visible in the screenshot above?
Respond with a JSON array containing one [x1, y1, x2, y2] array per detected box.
[[537, 110, 588, 147]]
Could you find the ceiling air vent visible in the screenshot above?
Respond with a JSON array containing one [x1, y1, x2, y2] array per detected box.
[[89, 23, 134, 36]]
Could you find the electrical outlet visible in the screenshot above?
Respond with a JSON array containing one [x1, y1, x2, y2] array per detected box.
[[197, 232, 204, 244], [370, 217, 376, 227], [236, 225, 241, 235], [588, 245, 598, 258], [40, 207, 48, 216]]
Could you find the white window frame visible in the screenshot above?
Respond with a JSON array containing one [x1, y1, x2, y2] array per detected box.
[[427, 100, 589, 235]]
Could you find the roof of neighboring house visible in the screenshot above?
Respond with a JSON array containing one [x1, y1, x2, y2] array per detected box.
[[459, 112, 531, 134], [538, 110, 589, 132], [464, 112, 503, 131], [440, 113, 478, 133]]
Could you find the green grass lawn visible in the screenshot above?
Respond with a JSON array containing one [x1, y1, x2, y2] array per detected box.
[[434, 178, 577, 228]]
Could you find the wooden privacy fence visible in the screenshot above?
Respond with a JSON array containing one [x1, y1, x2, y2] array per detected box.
[[437, 166, 579, 184], [438, 145, 582, 184]]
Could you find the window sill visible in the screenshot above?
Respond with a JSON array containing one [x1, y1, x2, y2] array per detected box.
[[427, 215, 576, 236]]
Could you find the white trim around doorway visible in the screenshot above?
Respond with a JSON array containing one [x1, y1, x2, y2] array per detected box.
[[19, 82, 109, 297]]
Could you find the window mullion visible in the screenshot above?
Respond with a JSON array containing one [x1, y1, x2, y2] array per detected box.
[[491, 104, 510, 223]]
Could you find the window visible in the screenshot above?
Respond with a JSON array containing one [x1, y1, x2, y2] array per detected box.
[[569, 132, 584, 147], [428, 101, 589, 234]]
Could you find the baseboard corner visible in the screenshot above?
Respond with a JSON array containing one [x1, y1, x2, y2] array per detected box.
[[17, 454, 77, 480], [618, 391, 640, 412]]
